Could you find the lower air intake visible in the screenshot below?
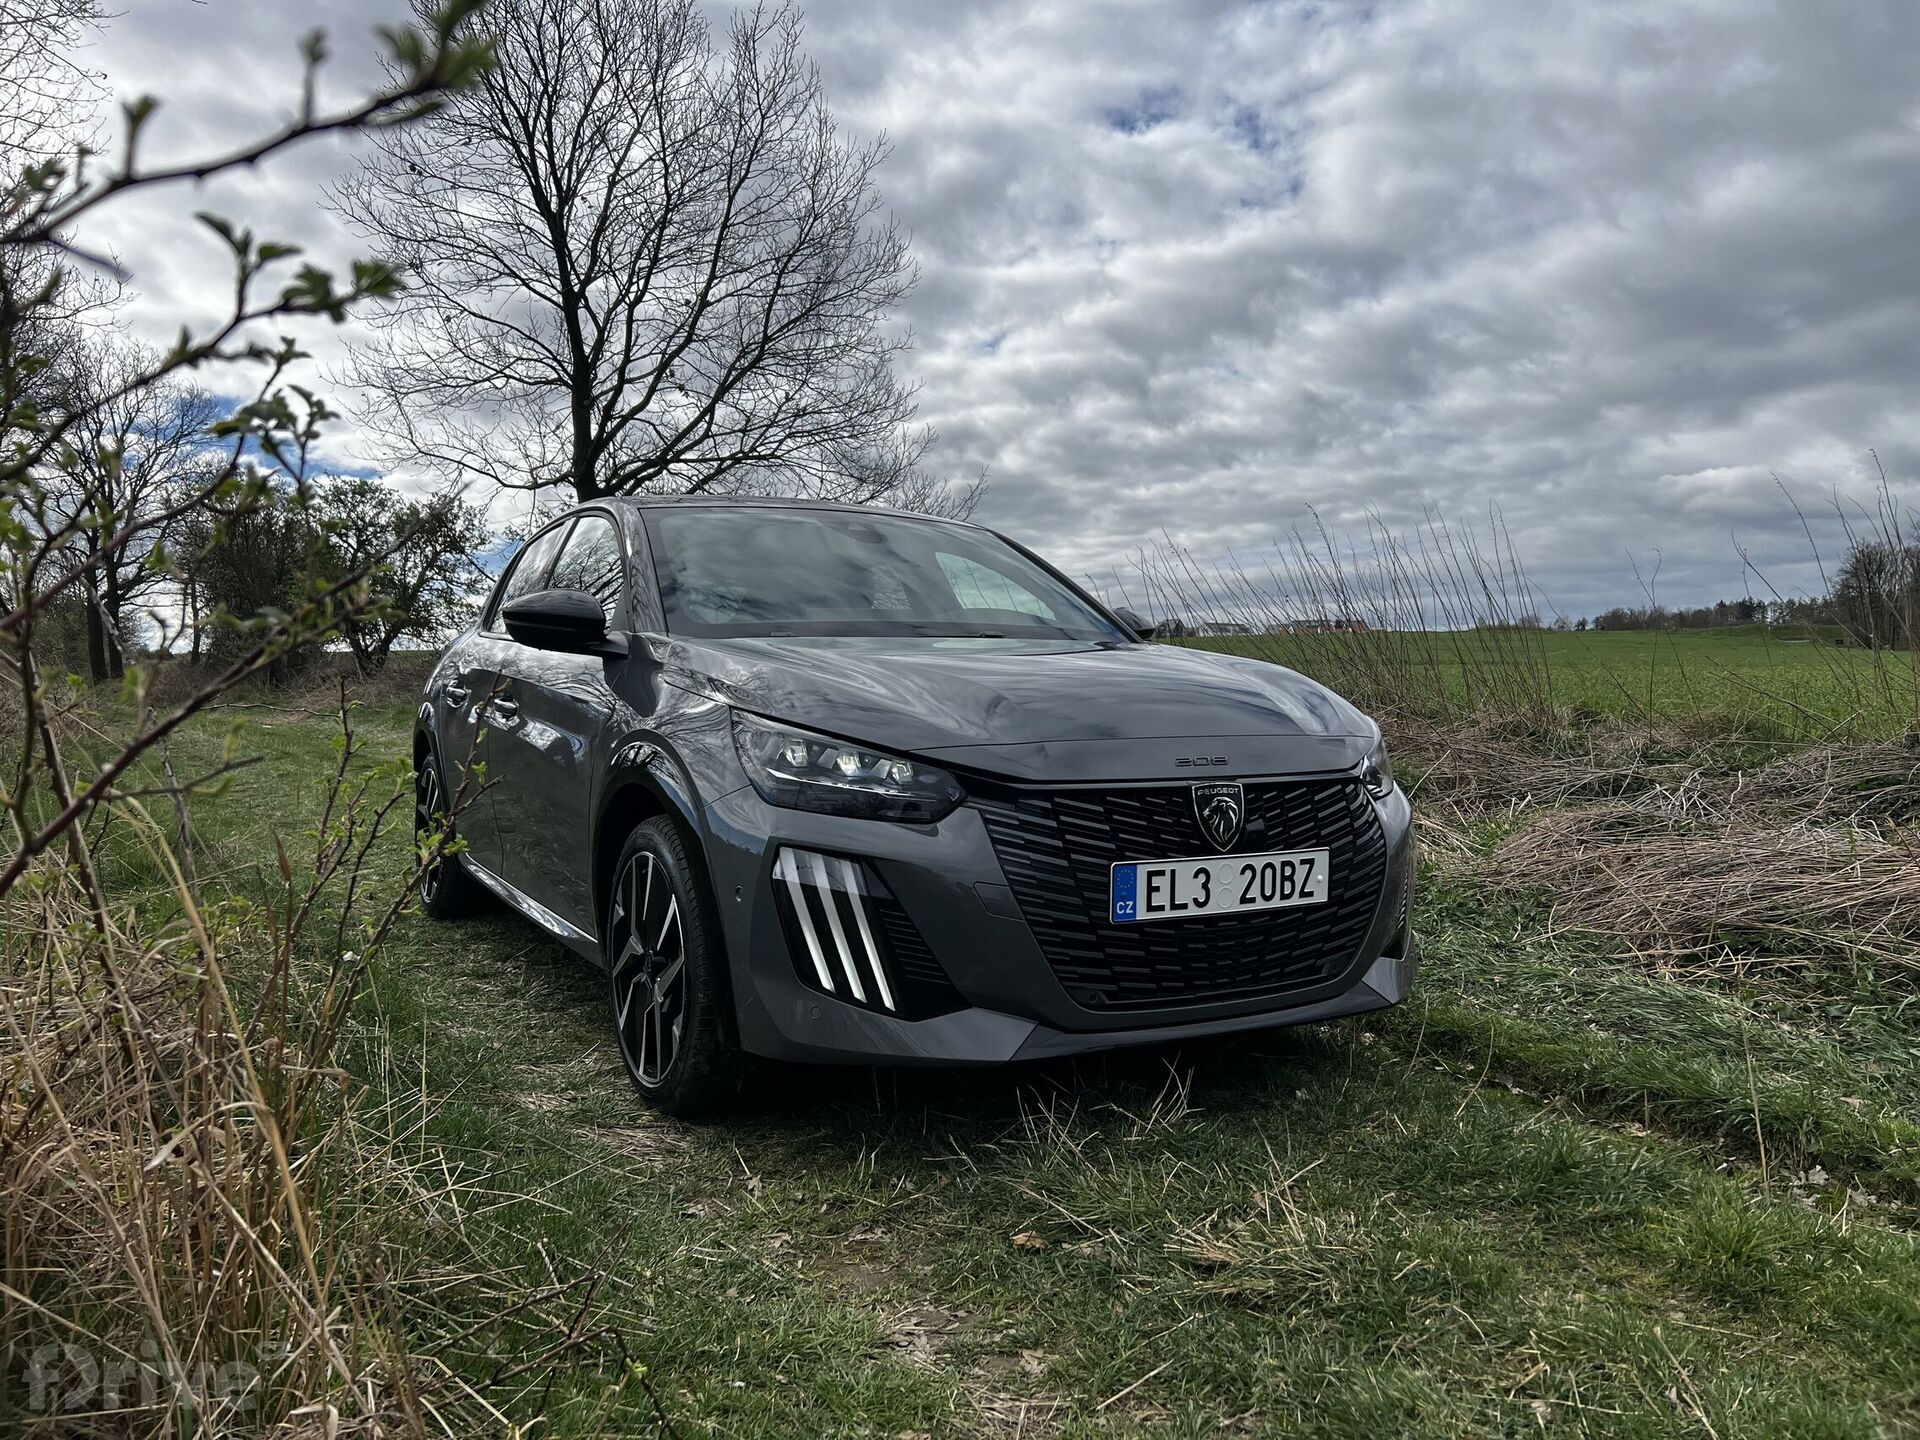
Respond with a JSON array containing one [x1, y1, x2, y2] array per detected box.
[[772, 849, 963, 1020]]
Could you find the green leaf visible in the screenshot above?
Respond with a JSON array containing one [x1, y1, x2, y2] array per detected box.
[[431, 0, 492, 40], [196, 213, 248, 256], [376, 25, 426, 74]]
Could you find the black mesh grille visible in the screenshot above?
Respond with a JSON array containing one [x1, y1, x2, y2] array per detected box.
[[871, 892, 966, 1019], [973, 777, 1389, 1009]]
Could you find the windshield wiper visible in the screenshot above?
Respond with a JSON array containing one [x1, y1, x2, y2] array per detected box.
[[901, 622, 1006, 638]]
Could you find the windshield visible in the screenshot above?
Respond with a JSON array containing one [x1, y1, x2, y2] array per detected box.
[[643, 507, 1130, 642]]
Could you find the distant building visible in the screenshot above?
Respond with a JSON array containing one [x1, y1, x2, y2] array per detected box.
[[1275, 617, 1370, 634]]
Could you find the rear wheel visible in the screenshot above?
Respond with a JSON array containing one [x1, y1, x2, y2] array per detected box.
[[608, 816, 753, 1118], [415, 748, 484, 918]]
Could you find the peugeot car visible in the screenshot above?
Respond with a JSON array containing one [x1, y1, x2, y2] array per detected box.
[[414, 499, 1416, 1116]]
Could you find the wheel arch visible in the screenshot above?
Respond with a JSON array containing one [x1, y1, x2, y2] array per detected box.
[[594, 745, 741, 1045], [412, 703, 435, 769], [593, 744, 707, 951]]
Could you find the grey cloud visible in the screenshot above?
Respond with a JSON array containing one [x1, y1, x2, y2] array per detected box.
[[72, 0, 1920, 614], [795, 0, 1920, 613]]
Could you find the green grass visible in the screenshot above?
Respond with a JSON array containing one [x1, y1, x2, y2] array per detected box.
[[108, 692, 1920, 1437], [1186, 628, 1920, 739]]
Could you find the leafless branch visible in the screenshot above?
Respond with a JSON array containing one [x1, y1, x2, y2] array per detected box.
[[335, 0, 976, 515]]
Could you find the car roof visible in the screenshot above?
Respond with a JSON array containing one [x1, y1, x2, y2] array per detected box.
[[598, 493, 984, 530]]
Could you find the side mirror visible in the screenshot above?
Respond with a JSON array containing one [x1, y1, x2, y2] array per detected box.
[[501, 589, 627, 656], [1114, 606, 1157, 639]]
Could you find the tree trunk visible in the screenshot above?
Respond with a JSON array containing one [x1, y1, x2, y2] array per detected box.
[[186, 570, 204, 664], [100, 567, 124, 680], [83, 579, 110, 685], [571, 391, 601, 498]]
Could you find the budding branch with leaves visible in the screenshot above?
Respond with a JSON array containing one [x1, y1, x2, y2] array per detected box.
[[0, 0, 497, 909]]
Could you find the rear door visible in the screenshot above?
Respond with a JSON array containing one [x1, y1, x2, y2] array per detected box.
[[489, 509, 631, 930]]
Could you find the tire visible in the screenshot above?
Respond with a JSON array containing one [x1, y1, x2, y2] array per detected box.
[[415, 746, 485, 919], [606, 815, 755, 1118]]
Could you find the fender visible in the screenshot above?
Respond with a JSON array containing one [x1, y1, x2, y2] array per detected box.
[[600, 735, 704, 838], [587, 737, 715, 973]]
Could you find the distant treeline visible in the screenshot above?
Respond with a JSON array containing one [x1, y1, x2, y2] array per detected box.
[[1582, 597, 1782, 631], [1578, 539, 1917, 644]]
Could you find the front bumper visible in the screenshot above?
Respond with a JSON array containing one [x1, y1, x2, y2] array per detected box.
[[701, 776, 1417, 1067]]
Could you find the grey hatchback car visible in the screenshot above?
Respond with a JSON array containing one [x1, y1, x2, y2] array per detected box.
[[415, 499, 1416, 1115]]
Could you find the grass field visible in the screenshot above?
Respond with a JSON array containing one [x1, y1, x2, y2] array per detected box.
[[29, 647, 1912, 1438], [1185, 627, 1920, 742]]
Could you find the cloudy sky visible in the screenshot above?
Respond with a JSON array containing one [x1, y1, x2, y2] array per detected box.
[[75, 0, 1920, 618]]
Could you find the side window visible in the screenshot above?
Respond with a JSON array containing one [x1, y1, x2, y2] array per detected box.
[[487, 523, 570, 628], [547, 514, 626, 626], [937, 552, 1056, 620]]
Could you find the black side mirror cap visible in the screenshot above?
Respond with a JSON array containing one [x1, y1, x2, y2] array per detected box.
[[501, 588, 627, 656], [1114, 606, 1158, 639]]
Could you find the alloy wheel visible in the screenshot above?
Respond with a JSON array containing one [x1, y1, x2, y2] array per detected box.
[[611, 851, 686, 1088], [415, 761, 444, 906]]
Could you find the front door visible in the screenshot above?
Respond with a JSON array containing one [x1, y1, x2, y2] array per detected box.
[[430, 633, 501, 867], [490, 510, 630, 932], [465, 519, 572, 883]]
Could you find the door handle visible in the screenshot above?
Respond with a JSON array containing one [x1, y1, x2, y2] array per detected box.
[[488, 697, 520, 720], [444, 682, 470, 708]]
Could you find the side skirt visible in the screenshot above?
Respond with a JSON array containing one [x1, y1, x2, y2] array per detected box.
[[463, 856, 602, 961]]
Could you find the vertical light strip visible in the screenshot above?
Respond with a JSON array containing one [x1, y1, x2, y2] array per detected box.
[[777, 849, 835, 991], [812, 855, 868, 1003], [835, 858, 894, 1013]]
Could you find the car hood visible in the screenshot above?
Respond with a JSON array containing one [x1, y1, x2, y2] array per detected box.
[[653, 635, 1377, 783]]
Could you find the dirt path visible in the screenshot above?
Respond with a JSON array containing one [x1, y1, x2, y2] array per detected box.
[[371, 897, 1920, 1437]]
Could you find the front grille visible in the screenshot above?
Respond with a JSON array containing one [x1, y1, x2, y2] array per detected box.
[[974, 777, 1389, 1010]]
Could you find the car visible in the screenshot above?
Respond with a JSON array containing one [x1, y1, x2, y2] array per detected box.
[[414, 498, 1416, 1116]]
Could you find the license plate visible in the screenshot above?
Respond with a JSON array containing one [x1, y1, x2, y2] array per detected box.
[[1110, 848, 1330, 924]]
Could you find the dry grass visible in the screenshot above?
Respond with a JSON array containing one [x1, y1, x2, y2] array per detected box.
[[1167, 1196, 1367, 1308], [1470, 744, 1920, 969], [0, 694, 513, 1436], [1132, 510, 1563, 727], [1731, 738, 1920, 823], [1388, 712, 1698, 808]]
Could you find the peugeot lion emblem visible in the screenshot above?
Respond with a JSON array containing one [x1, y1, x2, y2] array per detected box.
[[1192, 781, 1244, 852]]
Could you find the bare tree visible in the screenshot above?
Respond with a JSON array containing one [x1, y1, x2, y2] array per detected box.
[[42, 341, 222, 679], [0, 0, 105, 161], [335, 0, 964, 511], [1832, 537, 1920, 650]]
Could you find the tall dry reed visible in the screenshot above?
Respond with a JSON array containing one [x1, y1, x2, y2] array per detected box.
[[1127, 508, 1560, 728], [2, 688, 491, 1436]]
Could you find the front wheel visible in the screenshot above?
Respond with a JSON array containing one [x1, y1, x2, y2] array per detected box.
[[607, 816, 754, 1118], [415, 749, 484, 918]]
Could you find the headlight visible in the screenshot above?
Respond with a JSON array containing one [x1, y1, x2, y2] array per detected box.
[[1361, 731, 1395, 799], [731, 712, 964, 822]]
